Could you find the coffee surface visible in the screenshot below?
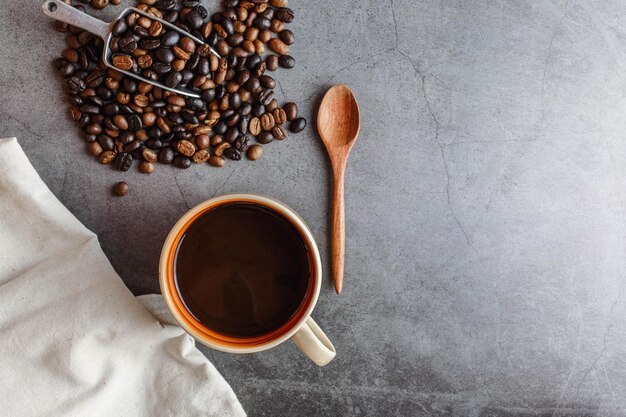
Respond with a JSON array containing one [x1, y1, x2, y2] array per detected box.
[[175, 202, 311, 338]]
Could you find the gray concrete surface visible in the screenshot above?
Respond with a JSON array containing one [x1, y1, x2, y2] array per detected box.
[[2, 0, 626, 415]]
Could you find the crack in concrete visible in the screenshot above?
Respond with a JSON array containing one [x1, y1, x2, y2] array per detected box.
[[173, 174, 191, 210], [390, 0, 399, 47], [395, 48, 471, 247], [4, 112, 47, 140], [210, 168, 237, 199], [275, 77, 286, 102]]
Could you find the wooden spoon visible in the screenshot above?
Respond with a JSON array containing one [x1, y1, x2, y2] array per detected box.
[[317, 84, 361, 294]]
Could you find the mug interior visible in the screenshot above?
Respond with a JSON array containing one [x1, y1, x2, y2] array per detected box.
[[159, 194, 321, 353]]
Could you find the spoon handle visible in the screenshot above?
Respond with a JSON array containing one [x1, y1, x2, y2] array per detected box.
[[42, 0, 111, 40], [332, 168, 346, 294]]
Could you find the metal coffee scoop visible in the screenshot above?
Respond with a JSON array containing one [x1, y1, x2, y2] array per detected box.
[[41, 0, 218, 98]]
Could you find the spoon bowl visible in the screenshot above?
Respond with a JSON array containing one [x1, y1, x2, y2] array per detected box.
[[317, 85, 361, 294]]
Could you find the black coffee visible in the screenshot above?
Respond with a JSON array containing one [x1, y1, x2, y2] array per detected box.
[[175, 202, 311, 338]]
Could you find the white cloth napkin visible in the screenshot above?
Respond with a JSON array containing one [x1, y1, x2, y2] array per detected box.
[[0, 137, 246, 417]]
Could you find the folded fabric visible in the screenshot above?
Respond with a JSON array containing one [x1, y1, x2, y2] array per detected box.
[[0, 137, 245, 417]]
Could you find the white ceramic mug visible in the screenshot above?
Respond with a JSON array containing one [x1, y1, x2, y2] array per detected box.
[[159, 194, 336, 366]]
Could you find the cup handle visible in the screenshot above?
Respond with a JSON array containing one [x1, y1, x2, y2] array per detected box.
[[291, 317, 336, 366]]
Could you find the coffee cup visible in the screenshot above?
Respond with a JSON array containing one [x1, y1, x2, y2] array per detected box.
[[159, 193, 336, 366]]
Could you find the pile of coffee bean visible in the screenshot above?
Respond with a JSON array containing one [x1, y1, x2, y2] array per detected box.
[[53, 0, 307, 178]]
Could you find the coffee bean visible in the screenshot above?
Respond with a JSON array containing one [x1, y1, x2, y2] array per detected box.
[[139, 161, 154, 174], [270, 0, 289, 7], [273, 108, 287, 125], [137, 54, 153, 69], [112, 53, 134, 70], [179, 36, 196, 53], [283, 102, 297, 121], [266, 54, 279, 71], [119, 36, 138, 54], [195, 134, 210, 149], [259, 75, 275, 89], [160, 30, 180, 47], [91, 0, 108, 10], [100, 150, 116, 164], [247, 144, 262, 160], [258, 29, 272, 43], [88, 141, 103, 157], [272, 125, 287, 140], [128, 114, 143, 131], [260, 113, 275, 131], [209, 155, 225, 167], [278, 55, 295, 68], [257, 130, 274, 144], [165, 71, 183, 87], [223, 148, 241, 161], [185, 11, 204, 29], [249, 117, 261, 135], [115, 152, 133, 171], [140, 38, 161, 50], [259, 90, 274, 106], [192, 149, 210, 163], [149, 21, 163, 37], [112, 19, 128, 36], [268, 38, 289, 55], [276, 7, 294, 23], [157, 147, 174, 163], [279, 29, 295, 45], [113, 181, 129, 196], [67, 76, 87, 93], [174, 155, 192, 168], [290, 117, 306, 133], [266, 98, 278, 112]]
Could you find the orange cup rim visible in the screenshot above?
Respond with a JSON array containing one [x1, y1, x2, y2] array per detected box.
[[158, 193, 322, 354]]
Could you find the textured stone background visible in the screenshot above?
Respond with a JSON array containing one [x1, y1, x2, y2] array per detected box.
[[2, 0, 626, 415]]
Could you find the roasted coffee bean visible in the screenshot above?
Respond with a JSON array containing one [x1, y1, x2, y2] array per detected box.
[[86, 70, 105, 88], [157, 147, 174, 163], [290, 117, 306, 133], [119, 36, 138, 54], [254, 62, 266, 77], [239, 116, 250, 134], [223, 148, 241, 161], [192, 149, 210, 163], [155, 0, 176, 10], [263, 56, 277, 73], [249, 117, 261, 135], [153, 62, 172, 74], [225, 126, 239, 143], [174, 155, 192, 168], [268, 38, 288, 55], [115, 152, 133, 171], [270, 18, 284, 33], [245, 77, 260, 92], [276, 7, 294, 23], [234, 135, 250, 151], [278, 54, 295, 68], [272, 125, 287, 140], [279, 29, 295, 45], [112, 53, 134, 70], [273, 108, 287, 125], [266, 98, 278, 112], [283, 102, 297, 120], [185, 11, 204, 29], [58, 62, 76, 77], [139, 161, 154, 173], [113, 181, 128, 196], [247, 144, 262, 160], [137, 54, 153, 68], [99, 135, 115, 151], [195, 134, 210, 149], [253, 16, 271, 30], [259, 75, 275, 89], [67, 76, 87, 93], [165, 71, 183, 87], [252, 102, 265, 117], [260, 112, 275, 130], [160, 31, 180, 48], [259, 89, 274, 106], [176, 139, 196, 156], [246, 54, 262, 70], [88, 141, 103, 157], [91, 0, 108, 10], [119, 131, 135, 145], [127, 114, 142, 131], [139, 38, 161, 50], [257, 130, 273, 144], [124, 139, 143, 153], [239, 102, 252, 117], [258, 29, 272, 43], [208, 155, 225, 167]]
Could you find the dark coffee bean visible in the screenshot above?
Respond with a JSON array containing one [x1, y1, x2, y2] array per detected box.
[[78, 49, 89, 69], [67, 76, 87, 93], [222, 18, 235, 35], [284, 102, 298, 121], [186, 97, 205, 111], [78, 113, 91, 128], [119, 131, 135, 144], [225, 126, 239, 143], [113, 182, 128, 196], [214, 122, 227, 135], [257, 130, 274, 144], [182, 0, 200, 7], [112, 19, 127, 36], [252, 102, 265, 117], [158, 147, 175, 163], [223, 148, 241, 161], [102, 102, 119, 116], [122, 79, 137, 93], [68, 96, 83, 106], [259, 90, 274, 106], [167, 113, 184, 124], [239, 116, 249, 134], [153, 62, 172, 74], [80, 103, 100, 114], [120, 104, 134, 114], [185, 11, 204, 29], [124, 139, 142, 153], [147, 126, 162, 139], [160, 31, 180, 47], [98, 135, 115, 150], [262, 8, 275, 20], [197, 5, 208, 20], [290, 117, 306, 133], [253, 16, 271, 30], [215, 85, 226, 98], [155, 47, 175, 63], [272, 125, 287, 140], [229, 93, 241, 109], [245, 77, 260, 92], [201, 89, 216, 102], [198, 58, 210, 75], [266, 54, 279, 71], [165, 71, 183, 87], [96, 87, 113, 100], [222, 109, 235, 119], [104, 118, 117, 131], [164, 10, 178, 23], [187, 52, 200, 70], [279, 29, 295, 45], [234, 135, 250, 151], [140, 38, 161, 50], [276, 7, 295, 23], [134, 26, 149, 37], [207, 32, 220, 47], [181, 112, 199, 124], [278, 55, 295, 68], [154, 0, 176, 10], [84, 133, 97, 143], [254, 62, 266, 77], [59, 62, 76, 77], [174, 155, 192, 168], [115, 152, 133, 172], [239, 103, 252, 117], [246, 54, 262, 70], [259, 75, 275, 89], [226, 112, 240, 127], [181, 70, 194, 83], [146, 138, 164, 149], [227, 33, 244, 47], [119, 36, 137, 54], [128, 114, 142, 131]]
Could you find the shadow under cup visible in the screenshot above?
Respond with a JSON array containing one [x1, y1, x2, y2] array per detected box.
[[159, 195, 321, 353]]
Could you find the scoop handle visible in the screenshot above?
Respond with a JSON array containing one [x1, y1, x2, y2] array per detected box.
[[42, 0, 110, 40]]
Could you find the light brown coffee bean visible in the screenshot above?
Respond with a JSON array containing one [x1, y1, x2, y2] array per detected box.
[[266, 54, 279, 71], [258, 29, 272, 43], [113, 114, 128, 130], [270, 0, 288, 7], [148, 21, 163, 37], [100, 150, 116, 164], [137, 54, 153, 69], [209, 53, 219, 71], [272, 125, 287, 140], [260, 113, 275, 130], [253, 40, 265, 54], [179, 37, 196, 53], [209, 155, 225, 167], [211, 135, 224, 146], [270, 19, 284, 33], [245, 26, 259, 40], [88, 141, 103, 157], [139, 161, 154, 174], [172, 59, 186, 72], [192, 149, 210, 163], [172, 46, 191, 60], [214, 142, 231, 156], [195, 134, 210, 149], [137, 17, 152, 29], [246, 144, 263, 160], [249, 117, 261, 135], [273, 108, 287, 125], [138, 81, 153, 94], [167, 95, 186, 106], [176, 140, 196, 157], [113, 181, 128, 196], [142, 148, 158, 163], [134, 94, 149, 107], [112, 53, 133, 70], [268, 38, 289, 55], [201, 22, 213, 39]]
